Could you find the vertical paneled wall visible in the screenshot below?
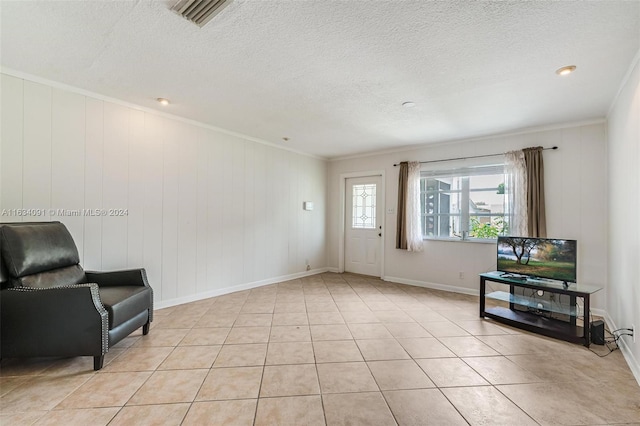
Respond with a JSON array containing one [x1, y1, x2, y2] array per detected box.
[[607, 56, 639, 376], [0, 74, 327, 306]]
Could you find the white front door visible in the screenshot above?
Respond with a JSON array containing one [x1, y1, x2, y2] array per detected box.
[[345, 176, 383, 277]]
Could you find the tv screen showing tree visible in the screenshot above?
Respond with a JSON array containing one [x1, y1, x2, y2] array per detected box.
[[496, 237, 577, 282]]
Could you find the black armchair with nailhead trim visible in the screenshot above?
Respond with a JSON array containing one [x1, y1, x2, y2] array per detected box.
[[0, 222, 153, 370]]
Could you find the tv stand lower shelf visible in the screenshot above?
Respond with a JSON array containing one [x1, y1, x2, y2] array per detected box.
[[483, 306, 585, 344], [479, 272, 602, 347]]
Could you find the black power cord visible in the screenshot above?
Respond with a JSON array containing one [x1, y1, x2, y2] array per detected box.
[[587, 318, 634, 358], [611, 327, 634, 333], [588, 333, 619, 357]]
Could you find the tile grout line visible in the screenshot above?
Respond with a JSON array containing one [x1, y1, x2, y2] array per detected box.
[[308, 276, 329, 426], [249, 285, 272, 426], [347, 278, 400, 426]]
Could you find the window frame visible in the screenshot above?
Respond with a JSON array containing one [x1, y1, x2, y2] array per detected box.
[[420, 164, 508, 243]]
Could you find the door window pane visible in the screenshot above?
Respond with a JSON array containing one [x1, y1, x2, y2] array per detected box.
[[352, 184, 376, 229]]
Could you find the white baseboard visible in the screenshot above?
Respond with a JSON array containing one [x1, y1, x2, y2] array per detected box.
[[326, 267, 341, 273], [601, 311, 640, 386], [383, 276, 479, 297], [154, 267, 329, 310], [590, 308, 607, 318]]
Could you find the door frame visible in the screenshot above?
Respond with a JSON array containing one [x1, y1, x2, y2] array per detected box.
[[338, 170, 386, 279]]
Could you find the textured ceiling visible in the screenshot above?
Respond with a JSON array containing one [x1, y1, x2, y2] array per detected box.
[[1, 0, 638, 159]]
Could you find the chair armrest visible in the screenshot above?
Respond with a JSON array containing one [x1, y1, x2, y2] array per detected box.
[[85, 268, 150, 288], [84, 269, 154, 323], [0, 284, 109, 358]]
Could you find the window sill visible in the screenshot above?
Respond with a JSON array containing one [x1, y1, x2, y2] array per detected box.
[[423, 237, 497, 245]]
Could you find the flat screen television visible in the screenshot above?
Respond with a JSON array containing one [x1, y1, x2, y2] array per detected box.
[[496, 236, 577, 283]]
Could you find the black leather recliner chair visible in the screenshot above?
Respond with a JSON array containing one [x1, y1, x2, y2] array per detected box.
[[0, 222, 153, 370]]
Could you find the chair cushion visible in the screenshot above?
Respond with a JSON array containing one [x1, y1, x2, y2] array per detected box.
[[1, 222, 80, 278], [98, 286, 152, 329], [16, 264, 86, 289]]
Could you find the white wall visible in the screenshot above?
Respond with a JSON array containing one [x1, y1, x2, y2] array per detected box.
[[0, 73, 327, 307], [327, 122, 608, 308], [607, 54, 640, 380]]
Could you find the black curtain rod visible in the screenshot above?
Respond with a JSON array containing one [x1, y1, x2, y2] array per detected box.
[[393, 146, 558, 167]]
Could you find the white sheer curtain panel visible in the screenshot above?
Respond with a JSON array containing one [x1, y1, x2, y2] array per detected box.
[[505, 150, 528, 236], [406, 161, 423, 252]]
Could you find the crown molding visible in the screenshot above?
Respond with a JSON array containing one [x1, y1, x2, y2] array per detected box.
[[0, 67, 327, 162], [607, 47, 640, 117], [329, 118, 606, 162]]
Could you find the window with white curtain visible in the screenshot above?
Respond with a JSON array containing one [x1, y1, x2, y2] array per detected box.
[[420, 164, 510, 240]]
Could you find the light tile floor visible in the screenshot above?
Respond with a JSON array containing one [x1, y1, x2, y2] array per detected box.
[[1, 273, 639, 425]]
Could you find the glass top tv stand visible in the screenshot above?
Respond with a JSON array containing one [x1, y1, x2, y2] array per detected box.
[[480, 271, 603, 346]]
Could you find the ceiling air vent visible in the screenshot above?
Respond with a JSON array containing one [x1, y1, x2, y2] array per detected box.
[[171, 0, 233, 27]]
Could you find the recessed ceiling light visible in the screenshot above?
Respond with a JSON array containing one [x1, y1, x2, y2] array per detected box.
[[402, 101, 416, 108], [555, 65, 576, 76], [157, 98, 170, 106]]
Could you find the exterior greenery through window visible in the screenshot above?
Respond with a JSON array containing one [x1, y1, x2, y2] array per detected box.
[[420, 165, 508, 240]]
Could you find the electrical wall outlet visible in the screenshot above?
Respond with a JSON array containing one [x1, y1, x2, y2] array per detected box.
[[459, 272, 465, 280]]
